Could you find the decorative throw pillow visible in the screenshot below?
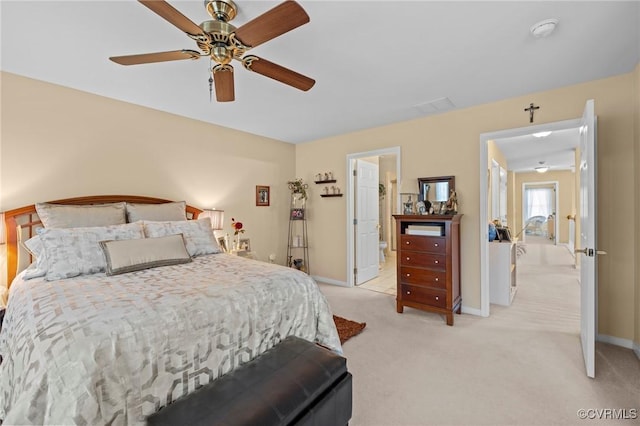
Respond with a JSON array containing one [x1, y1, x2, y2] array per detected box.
[[142, 217, 221, 257], [36, 202, 127, 228], [100, 234, 192, 276], [22, 235, 47, 279], [39, 222, 145, 281], [126, 201, 187, 223]]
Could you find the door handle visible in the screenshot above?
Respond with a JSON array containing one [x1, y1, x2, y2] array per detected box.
[[576, 248, 607, 256]]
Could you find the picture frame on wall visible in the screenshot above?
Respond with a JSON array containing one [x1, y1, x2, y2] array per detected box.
[[256, 185, 270, 206]]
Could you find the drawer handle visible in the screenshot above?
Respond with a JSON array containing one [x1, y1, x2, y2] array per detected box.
[[434, 260, 439, 264], [406, 241, 410, 245], [407, 291, 411, 295], [434, 243, 439, 247], [435, 277, 439, 282], [406, 257, 410, 261], [406, 273, 411, 277], [435, 296, 439, 301]]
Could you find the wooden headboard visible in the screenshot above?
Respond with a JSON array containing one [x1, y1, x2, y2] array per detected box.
[[3, 195, 203, 287]]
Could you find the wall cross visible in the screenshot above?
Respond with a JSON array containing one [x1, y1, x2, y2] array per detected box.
[[524, 103, 540, 123]]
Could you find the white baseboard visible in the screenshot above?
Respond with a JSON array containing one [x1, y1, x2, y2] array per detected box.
[[634, 341, 640, 360], [461, 305, 484, 317], [596, 333, 634, 350], [313, 276, 349, 287]]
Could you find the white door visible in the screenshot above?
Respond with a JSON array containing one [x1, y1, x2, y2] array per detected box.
[[355, 159, 379, 284], [578, 99, 597, 378]]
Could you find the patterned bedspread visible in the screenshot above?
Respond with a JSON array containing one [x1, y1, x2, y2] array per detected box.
[[0, 254, 341, 425]]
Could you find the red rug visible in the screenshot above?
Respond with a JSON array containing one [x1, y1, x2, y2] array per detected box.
[[333, 315, 367, 344]]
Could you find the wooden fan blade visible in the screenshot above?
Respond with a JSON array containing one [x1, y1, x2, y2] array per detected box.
[[139, 0, 205, 37], [213, 65, 235, 102], [243, 56, 315, 91], [110, 50, 200, 65], [234, 1, 309, 48]]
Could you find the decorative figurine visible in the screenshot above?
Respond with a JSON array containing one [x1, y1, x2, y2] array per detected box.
[[324, 186, 329, 195], [324, 172, 329, 181], [403, 195, 414, 215], [444, 189, 458, 214]]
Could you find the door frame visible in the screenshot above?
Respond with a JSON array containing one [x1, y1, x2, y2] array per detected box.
[[521, 181, 559, 244], [479, 119, 581, 317], [346, 146, 401, 287]]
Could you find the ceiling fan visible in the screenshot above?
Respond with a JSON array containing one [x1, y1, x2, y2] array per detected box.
[[109, 0, 315, 102]]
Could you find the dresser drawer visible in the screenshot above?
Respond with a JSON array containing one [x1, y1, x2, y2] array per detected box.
[[400, 284, 446, 308], [399, 252, 446, 270], [399, 266, 446, 288], [400, 235, 446, 253]]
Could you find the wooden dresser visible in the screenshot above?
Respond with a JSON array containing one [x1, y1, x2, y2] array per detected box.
[[393, 214, 462, 325]]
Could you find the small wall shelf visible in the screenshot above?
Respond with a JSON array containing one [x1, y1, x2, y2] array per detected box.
[[315, 180, 336, 184], [320, 194, 343, 198]]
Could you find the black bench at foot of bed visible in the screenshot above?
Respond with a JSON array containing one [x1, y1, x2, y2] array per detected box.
[[147, 336, 352, 426]]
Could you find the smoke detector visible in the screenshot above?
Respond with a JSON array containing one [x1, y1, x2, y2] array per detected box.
[[530, 19, 559, 38]]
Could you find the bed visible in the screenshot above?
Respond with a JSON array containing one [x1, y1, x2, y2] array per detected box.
[[0, 195, 342, 425]]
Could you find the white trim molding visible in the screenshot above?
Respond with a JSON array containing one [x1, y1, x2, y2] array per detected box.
[[596, 333, 635, 351], [461, 305, 485, 317], [312, 276, 349, 287]]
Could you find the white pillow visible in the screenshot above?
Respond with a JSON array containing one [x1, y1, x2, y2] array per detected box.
[[142, 218, 221, 257], [22, 235, 47, 279], [100, 234, 192, 276], [40, 222, 145, 281], [36, 202, 127, 228], [126, 201, 187, 223]]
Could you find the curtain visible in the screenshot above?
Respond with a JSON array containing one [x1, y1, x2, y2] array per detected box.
[[524, 187, 553, 219]]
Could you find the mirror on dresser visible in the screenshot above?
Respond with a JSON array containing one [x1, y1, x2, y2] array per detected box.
[[417, 176, 455, 215]]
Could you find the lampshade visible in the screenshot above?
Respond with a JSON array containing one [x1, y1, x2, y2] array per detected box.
[[200, 209, 225, 230]]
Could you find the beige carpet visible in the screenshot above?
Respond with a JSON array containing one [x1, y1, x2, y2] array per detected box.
[[318, 243, 640, 426]]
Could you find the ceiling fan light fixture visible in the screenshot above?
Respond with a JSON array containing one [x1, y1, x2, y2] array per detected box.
[[211, 44, 233, 64], [533, 131, 552, 138], [535, 161, 549, 173], [530, 18, 559, 38]]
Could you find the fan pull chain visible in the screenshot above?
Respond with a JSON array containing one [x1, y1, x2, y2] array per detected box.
[[209, 60, 214, 102]]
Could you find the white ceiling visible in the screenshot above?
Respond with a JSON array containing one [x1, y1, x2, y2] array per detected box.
[[493, 127, 580, 174], [1, 1, 639, 148]]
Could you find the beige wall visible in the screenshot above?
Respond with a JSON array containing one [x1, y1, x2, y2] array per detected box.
[[513, 170, 576, 244], [1, 68, 638, 345], [297, 71, 637, 342], [0, 72, 296, 288]]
